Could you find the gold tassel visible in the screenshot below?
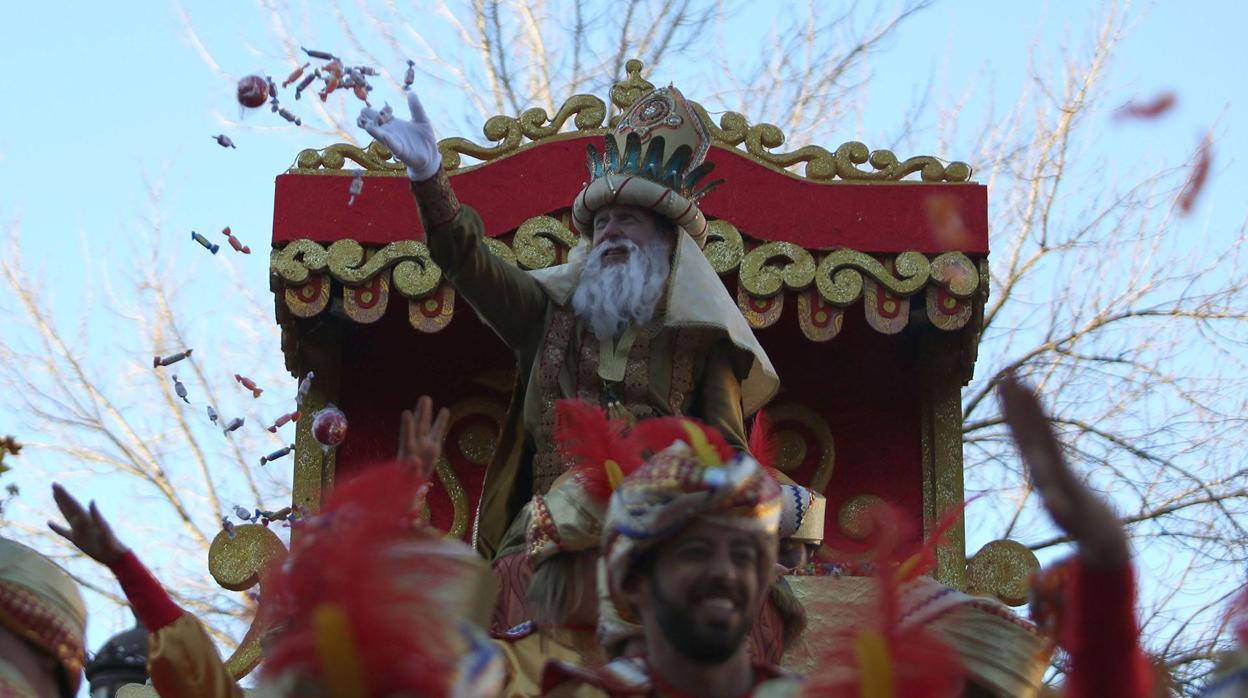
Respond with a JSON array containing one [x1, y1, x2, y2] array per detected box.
[[313, 603, 368, 698], [854, 629, 894, 698]]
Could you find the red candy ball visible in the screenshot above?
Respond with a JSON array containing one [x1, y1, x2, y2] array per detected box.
[[237, 75, 269, 109], [311, 405, 348, 450]]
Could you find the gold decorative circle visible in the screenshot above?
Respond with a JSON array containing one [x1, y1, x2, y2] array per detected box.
[[965, 539, 1040, 607], [815, 310, 828, 323], [208, 524, 288, 592], [943, 296, 957, 309], [774, 431, 807, 472], [457, 423, 497, 466], [360, 291, 374, 304], [883, 300, 897, 314], [837, 494, 885, 541], [425, 299, 438, 311]]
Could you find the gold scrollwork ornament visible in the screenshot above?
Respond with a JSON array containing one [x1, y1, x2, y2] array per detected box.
[[738, 242, 816, 297]]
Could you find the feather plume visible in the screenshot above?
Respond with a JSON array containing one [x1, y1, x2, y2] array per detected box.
[[260, 461, 462, 697], [554, 400, 642, 503], [630, 416, 735, 464], [749, 411, 778, 472]]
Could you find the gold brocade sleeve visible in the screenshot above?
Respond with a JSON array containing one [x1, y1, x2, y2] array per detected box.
[[692, 337, 749, 453], [146, 614, 243, 698], [423, 202, 549, 353]]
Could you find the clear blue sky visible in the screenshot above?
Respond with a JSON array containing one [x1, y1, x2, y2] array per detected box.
[[1, 0, 1245, 689]]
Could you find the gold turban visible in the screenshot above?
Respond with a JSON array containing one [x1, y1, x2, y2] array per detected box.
[[0, 536, 86, 695]]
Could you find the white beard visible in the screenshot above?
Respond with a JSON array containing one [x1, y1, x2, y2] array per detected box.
[[571, 237, 672, 341]]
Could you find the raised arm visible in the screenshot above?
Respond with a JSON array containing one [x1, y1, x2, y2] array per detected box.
[[997, 375, 1151, 698], [359, 92, 548, 350], [50, 484, 242, 698]]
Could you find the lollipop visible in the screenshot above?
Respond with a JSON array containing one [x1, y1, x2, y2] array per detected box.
[[311, 405, 348, 452], [237, 75, 269, 109]]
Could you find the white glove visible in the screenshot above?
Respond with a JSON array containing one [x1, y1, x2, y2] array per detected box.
[[358, 91, 442, 182]]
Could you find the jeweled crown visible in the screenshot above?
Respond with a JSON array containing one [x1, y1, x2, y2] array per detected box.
[[586, 86, 722, 200]]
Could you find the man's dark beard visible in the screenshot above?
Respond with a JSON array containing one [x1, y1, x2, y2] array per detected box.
[[649, 570, 752, 664]]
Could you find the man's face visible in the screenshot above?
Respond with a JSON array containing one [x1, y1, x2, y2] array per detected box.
[[777, 538, 810, 571], [591, 205, 667, 265], [627, 519, 770, 664]]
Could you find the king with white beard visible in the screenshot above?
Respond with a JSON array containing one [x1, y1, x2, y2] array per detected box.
[[361, 84, 778, 556]]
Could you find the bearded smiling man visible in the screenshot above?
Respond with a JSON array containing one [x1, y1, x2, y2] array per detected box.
[[360, 84, 778, 556]]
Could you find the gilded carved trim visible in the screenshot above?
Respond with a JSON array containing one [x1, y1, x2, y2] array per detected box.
[[287, 59, 972, 183], [207, 524, 288, 679], [272, 221, 984, 338], [965, 539, 1041, 607]]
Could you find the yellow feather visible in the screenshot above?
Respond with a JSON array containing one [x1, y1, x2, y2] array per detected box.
[[680, 420, 721, 466], [605, 459, 625, 490], [854, 629, 894, 698], [313, 603, 368, 698]]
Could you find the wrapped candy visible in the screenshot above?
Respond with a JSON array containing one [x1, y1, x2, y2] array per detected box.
[[296, 371, 315, 408], [222, 226, 250, 254], [301, 46, 335, 60], [267, 410, 300, 432], [347, 169, 364, 206], [260, 444, 295, 466], [206, 405, 219, 424], [221, 516, 236, 539], [352, 83, 370, 105], [278, 107, 302, 126], [222, 416, 245, 436], [404, 59, 415, 91], [294, 71, 317, 100], [233, 505, 254, 521], [171, 375, 189, 403], [282, 62, 311, 88], [191, 231, 219, 255], [236, 74, 269, 109], [212, 134, 236, 149], [357, 66, 379, 77], [234, 374, 264, 398], [311, 404, 348, 452], [153, 349, 192, 368]]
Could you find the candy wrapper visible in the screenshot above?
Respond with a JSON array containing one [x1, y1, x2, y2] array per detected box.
[[171, 375, 189, 403], [153, 349, 192, 368], [212, 134, 236, 149], [207, 405, 219, 424], [296, 371, 315, 408], [191, 231, 219, 255], [234, 374, 263, 398], [260, 444, 295, 466], [222, 416, 245, 436], [221, 516, 236, 539], [348, 169, 364, 206], [282, 62, 311, 88], [404, 60, 415, 90], [311, 404, 348, 452], [222, 227, 251, 254], [267, 410, 300, 432]]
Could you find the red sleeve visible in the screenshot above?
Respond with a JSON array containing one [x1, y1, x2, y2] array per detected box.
[[107, 551, 184, 631], [1063, 560, 1153, 698]]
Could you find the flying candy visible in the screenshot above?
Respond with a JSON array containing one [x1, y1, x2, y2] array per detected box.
[[347, 170, 364, 206], [311, 404, 348, 452], [234, 374, 264, 398], [191, 231, 220, 255], [221, 517, 236, 539], [267, 410, 300, 432], [222, 226, 251, 254], [212, 134, 236, 149], [222, 417, 245, 436], [352, 83, 370, 105], [233, 505, 254, 521], [282, 62, 311, 88], [207, 405, 219, 424], [301, 47, 336, 61], [404, 60, 415, 91], [260, 444, 295, 465], [277, 107, 302, 126], [296, 371, 315, 408], [236, 74, 269, 109], [153, 349, 192, 368], [295, 71, 317, 100], [1113, 92, 1177, 121], [1178, 137, 1212, 215], [171, 375, 189, 404]]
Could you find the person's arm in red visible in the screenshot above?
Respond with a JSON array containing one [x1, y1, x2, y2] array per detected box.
[[1063, 559, 1152, 698], [106, 550, 183, 630]]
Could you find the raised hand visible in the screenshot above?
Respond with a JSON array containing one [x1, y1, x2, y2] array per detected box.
[[357, 91, 442, 181], [396, 395, 450, 478], [997, 373, 1129, 569], [49, 483, 129, 566]]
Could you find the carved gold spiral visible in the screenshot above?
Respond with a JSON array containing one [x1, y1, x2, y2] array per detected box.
[[744, 123, 838, 180], [292, 140, 406, 174], [609, 59, 656, 113], [436, 396, 509, 539], [838, 494, 886, 541], [689, 103, 750, 146], [929, 252, 979, 299], [965, 539, 1040, 607], [815, 250, 931, 306], [439, 94, 607, 170], [484, 237, 518, 266], [767, 403, 835, 493], [833, 141, 972, 182], [738, 242, 816, 297], [513, 216, 579, 270], [207, 524, 289, 679], [271, 239, 442, 299], [704, 220, 745, 273]]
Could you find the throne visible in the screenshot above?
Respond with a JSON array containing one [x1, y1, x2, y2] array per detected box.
[[193, 60, 1041, 685]]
